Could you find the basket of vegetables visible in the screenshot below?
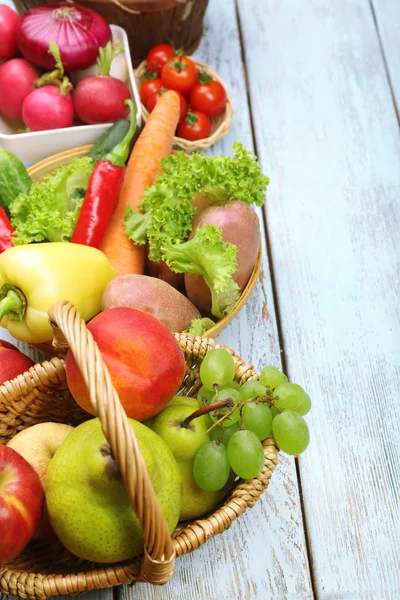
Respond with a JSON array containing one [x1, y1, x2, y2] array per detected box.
[[1, 91, 267, 345], [0, 296, 312, 599], [135, 44, 233, 151]]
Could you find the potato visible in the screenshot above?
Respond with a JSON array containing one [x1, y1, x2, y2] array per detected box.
[[101, 274, 201, 333], [184, 200, 260, 315], [146, 256, 184, 291]]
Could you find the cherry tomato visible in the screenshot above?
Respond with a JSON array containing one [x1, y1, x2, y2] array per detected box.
[[139, 77, 162, 105], [160, 55, 197, 94], [147, 87, 188, 122], [177, 110, 212, 141], [190, 78, 227, 117], [147, 44, 175, 74]]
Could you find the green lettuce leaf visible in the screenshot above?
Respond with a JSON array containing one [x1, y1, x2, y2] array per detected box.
[[124, 142, 269, 262], [162, 225, 240, 320], [184, 317, 216, 336], [10, 157, 93, 245]]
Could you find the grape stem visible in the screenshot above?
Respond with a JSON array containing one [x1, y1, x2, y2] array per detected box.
[[206, 395, 273, 434], [182, 398, 234, 428]]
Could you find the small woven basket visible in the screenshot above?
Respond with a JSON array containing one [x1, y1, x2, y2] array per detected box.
[[135, 59, 234, 152], [0, 301, 278, 600]]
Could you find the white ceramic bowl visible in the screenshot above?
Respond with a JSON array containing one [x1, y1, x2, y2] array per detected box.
[[0, 25, 142, 166]]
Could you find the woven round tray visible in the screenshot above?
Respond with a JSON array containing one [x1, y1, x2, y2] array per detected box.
[[26, 145, 261, 345], [0, 300, 278, 599], [135, 59, 234, 152]]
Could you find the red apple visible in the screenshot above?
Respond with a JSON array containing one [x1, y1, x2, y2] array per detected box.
[[0, 445, 44, 564], [0, 340, 35, 385], [7, 422, 74, 542]]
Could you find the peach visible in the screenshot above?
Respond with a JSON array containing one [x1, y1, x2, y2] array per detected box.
[[66, 307, 185, 421]]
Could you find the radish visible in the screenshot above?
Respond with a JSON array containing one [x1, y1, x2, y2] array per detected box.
[[0, 58, 40, 118], [22, 42, 74, 131], [0, 4, 20, 60], [73, 41, 131, 124]]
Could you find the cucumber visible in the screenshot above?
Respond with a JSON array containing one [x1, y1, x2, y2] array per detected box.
[[0, 150, 32, 214], [88, 119, 131, 163]]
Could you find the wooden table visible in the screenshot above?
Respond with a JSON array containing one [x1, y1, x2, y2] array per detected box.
[[1, 0, 400, 598]]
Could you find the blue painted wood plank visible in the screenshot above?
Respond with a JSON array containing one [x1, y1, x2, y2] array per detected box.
[[371, 0, 400, 116], [237, 0, 400, 598]]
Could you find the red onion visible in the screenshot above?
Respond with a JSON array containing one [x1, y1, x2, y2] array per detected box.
[[16, 2, 112, 72]]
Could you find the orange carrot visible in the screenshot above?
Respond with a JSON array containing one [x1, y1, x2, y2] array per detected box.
[[101, 90, 181, 275]]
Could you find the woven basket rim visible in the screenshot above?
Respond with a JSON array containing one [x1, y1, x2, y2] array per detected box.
[[0, 332, 278, 599], [135, 59, 234, 152]]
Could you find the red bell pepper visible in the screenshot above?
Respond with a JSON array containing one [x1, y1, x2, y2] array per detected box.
[[71, 100, 137, 249], [0, 206, 14, 253]]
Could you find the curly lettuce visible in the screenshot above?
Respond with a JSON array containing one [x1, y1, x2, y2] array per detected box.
[[184, 317, 215, 336], [10, 157, 93, 245], [124, 142, 269, 261], [163, 225, 240, 320]]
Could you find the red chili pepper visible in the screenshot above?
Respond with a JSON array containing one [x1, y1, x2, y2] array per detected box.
[[0, 206, 14, 253], [71, 100, 137, 249]]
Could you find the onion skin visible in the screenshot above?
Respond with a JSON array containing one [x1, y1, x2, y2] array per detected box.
[[0, 58, 40, 119], [22, 86, 74, 131], [73, 76, 131, 124], [16, 3, 112, 72]]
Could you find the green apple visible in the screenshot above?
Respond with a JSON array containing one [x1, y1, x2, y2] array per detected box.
[[45, 417, 181, 563], [150, 403, 209, 462]]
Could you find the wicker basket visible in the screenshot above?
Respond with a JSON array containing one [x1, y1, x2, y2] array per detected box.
[[13, 0, 210, 66], [26, 145, 260, 345], [135, 59, 234, 152], [0, 300, 279, 599]]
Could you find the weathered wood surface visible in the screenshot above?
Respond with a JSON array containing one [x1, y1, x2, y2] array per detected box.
[[371, 0, 400, 115], [237, 0, 400, 599]]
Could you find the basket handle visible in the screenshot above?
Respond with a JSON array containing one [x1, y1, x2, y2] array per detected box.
[[47, 300, 175, 585]]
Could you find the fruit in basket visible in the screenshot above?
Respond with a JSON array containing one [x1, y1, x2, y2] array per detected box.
[[7, 422, 74, 542], [139, 77, 162, 105], [0, 445, 44, 564], [147, 44, 175, 75], [0, 340, 35, 385], [184, 201, 261, 315], [150, 402, 210, 462], [148, 397, 233, 521], [272, 410, 310, 455], [177, 110, 211, 141], [193, 440, 231, 492], [0, 58, 40, 119], [66, 307, 185, 421], [160, 55, 197, 93], [190, 75, 227, 117], [101, 274, 201, 333], [73, 42, 131, 124], [0, 4, 19, 60], [16, 2, 112, 71], [45, 417, 181, 563], [0, 243, 115, 344]]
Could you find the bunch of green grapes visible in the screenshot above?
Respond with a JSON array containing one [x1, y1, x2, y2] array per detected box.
[[193, 349, 312, 492]]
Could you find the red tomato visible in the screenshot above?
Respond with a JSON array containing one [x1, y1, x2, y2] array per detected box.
[[139, 77, 162, 105], [177, 110, 212, 141], [147, 87, 188, 122], [190, 79, 227, 117], [160, 55, 197, 94], [147, 44, 175, 74], [0, 5, 20, 60]]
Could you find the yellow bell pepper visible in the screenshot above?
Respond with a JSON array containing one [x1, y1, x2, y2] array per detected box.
[[0, 243, 115, 343]]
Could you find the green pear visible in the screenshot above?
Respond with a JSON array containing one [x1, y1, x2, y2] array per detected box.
[[45, 418, 181, 563], [167, 395, 200, 408], [177, 459, 233, 522]]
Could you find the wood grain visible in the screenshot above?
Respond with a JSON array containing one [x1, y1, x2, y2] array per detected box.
[[122, 0, 313, 597], [370, 0, 400, 116], [237, 0, 400, 598]]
